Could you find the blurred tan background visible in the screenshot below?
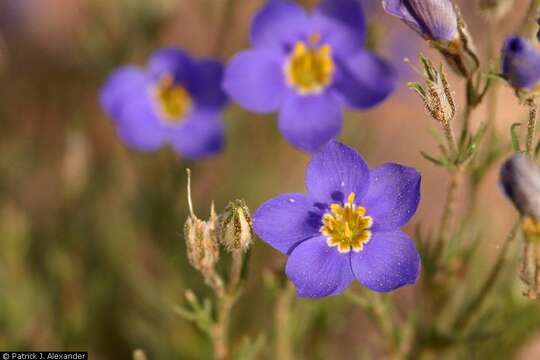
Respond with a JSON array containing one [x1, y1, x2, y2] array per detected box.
[[0, 0, 538, 358]]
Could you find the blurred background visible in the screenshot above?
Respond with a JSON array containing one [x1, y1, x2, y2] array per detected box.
[[1, 0, 540, 358]]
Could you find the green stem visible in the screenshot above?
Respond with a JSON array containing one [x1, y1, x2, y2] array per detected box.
[[346, 291, 397, 355], [520, 0, 540, 40], [274, 283, 295, 360], [459, 82, 474, 147], [451, 219, 520, 330], [211, 250, 244, 360], [437, 170, 461, 251], [526, 102, 537, 156], [212, 294, 235, 360], [486, 21, 500, 130], [443, 121, 458, 156]]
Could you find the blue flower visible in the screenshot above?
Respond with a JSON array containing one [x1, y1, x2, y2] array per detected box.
[[223, 0, 397, 152], [253, 141, 421, 298], [100, 48, 228, 159], [382, 0, 458, 42], [501, 36, 540, 89]]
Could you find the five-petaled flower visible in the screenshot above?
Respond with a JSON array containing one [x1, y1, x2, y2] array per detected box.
[[223, 0, 397, 152], [100, 48, 227, 159], [382, 0, 458, 42], [253, 141, 421, 298], [501, 36, 540, 90]]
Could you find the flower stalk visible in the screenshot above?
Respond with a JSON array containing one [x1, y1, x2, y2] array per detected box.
[[438, 169, 461, 246], [274, 283, 295, 360], [179, 169, 254, 360]]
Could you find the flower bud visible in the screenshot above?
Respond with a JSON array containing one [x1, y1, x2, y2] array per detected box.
[[219, 199, 253, 252], [502, 36, 540, 90], [383, 0, 458, 41], [184, 213, 219, 272], [500, 154, 540, 221], [184, 169, 220, 272], [409, 56, 456, 126]]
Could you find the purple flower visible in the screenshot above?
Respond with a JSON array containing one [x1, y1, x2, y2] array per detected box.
[[253, 141, 421, 298], [223, 0, 396, 152], [502, 36, 540, 89], [382, 0, 458, 42], [100, 48, 227, 159]]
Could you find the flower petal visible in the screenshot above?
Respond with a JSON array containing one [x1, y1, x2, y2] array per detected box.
[[170, 112, 225, 159], [253, 193, 324, 254], [223, 50, 287, 113], [115, 96, 166, 152], [351, 231, 420, 292], [99, 66, 149, 121], [362, 163, 421, 231], [305, 140, 370, 203], [278, 94, 342, 152], [189, 59, 228, 111], [312, 0, 366, 57], [382, 0, 424, 35], [286, 235, 354, 298], [333, 51, 397, 109], [382, 0, 458, 41], [100, 67, 165, 151], [250, 0, 310, 52], [147, 48, 193, 82]]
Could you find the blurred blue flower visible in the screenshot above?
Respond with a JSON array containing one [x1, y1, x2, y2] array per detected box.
[[100, 48, 227, 159], [382, 0, 458, 42], [502, 36, 540, 89], [253, 141, 421, 298], [223, 0, 396, 152]]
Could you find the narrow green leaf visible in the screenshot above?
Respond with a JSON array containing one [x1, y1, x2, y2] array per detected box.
[[172, 305, 197, 321], [535, 139, 540, 158], [510, 123, 522, 152], [420, 151, 445, 167]]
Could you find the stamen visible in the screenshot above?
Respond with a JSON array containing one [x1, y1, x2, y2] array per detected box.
[[320, 192, 373, 254], [284, 34, 334, 95], [154, 74, 192, 123]]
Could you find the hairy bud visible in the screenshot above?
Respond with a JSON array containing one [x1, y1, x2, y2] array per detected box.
[[219, 199, 253, 252], [409, 56, 456, 126], [184, 208, 219, 271]]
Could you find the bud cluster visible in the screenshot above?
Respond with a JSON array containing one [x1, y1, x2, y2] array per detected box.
[[183, 170, 254, 296]]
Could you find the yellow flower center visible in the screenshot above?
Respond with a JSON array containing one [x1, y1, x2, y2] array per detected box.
[[321, 192, 373, 253], [284, 33, 334, 95], [155, 74, 192, 123]]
